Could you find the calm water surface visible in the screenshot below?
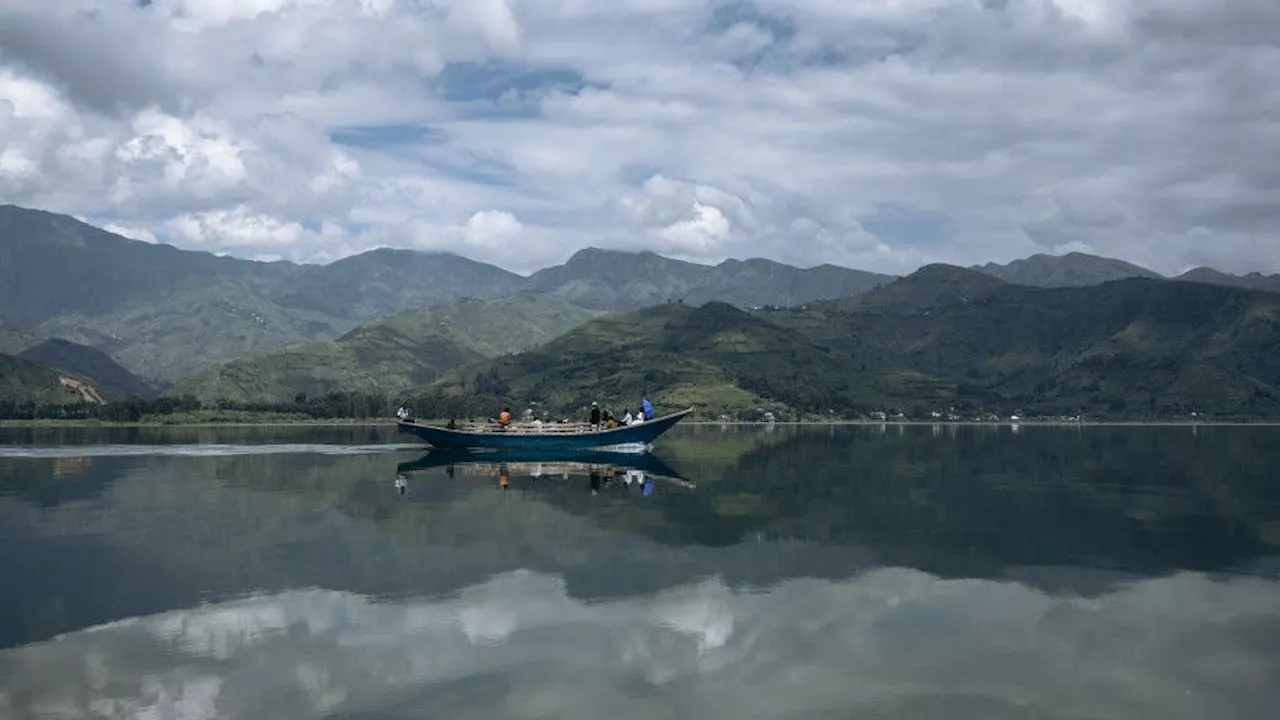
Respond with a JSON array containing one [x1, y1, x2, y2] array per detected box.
[[1, 423, 1278, 719]]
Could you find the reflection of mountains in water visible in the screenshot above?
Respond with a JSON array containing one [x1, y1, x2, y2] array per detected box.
[[396, 448, 696, 491], [393, 426, 1280, 585]]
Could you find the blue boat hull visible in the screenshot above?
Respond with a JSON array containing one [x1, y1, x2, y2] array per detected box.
[[396, 408, 694, 450]]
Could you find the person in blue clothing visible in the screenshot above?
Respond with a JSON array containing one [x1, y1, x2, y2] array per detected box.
[[641, 397, 656, 421]]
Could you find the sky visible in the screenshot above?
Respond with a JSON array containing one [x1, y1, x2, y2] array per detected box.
[[0, 0, 1277, 276]]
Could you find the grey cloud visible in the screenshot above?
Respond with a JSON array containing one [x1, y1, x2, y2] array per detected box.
[[0, 4, 178, 115], [1130, 0, 1280, 48], [0, 0, 1278, 274]]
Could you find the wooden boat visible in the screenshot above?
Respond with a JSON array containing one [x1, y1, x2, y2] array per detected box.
[[396, 407, 695, 450]]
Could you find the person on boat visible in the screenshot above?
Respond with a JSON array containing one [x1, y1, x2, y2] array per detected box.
[[622, 410, 634, 425], [589, 401, 601, 428], [642, 398, 655, 420], [498, 407, 512, 429], [631, 408, 645, 424], [603, 410, 617, 429], [396, 405, 412, 421]]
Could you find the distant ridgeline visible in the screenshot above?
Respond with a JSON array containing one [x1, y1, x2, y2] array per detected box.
[[2, 203, 1280, 421]]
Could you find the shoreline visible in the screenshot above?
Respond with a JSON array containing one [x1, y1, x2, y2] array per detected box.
[[0, 419, 399, 428], [2, 418, 1279, 429]]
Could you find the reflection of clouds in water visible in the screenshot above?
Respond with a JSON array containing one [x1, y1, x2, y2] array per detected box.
[[2, 568, 1278, 719]]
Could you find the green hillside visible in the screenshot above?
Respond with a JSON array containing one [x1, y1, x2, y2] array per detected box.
[[37, 279, 351, 383], [410, 268, 1280, 421], [19, 339, 156, 399], [172, 293, 602, 404], [374, 292, 607, 357], [171, 327, 482, 405], [768, 270, 1280, 418], [0, 353, 108, 407], [416, 301, 881, 419]]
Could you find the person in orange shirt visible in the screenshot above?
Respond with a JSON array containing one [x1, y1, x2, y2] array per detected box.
[[498, 407, 512, 428]]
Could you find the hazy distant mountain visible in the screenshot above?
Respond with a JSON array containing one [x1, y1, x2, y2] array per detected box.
[[0, 205, 298, 327], [0, 315, 32, 356], [172, 293, 603, 403], [687, 258, 894, 307], [271, 248, 525, 321], [973, 252, 1162, 287], [527, 247, 896, 310], [525, 248, 713, 309], [1174, 267, 1280, 293], [19, 339, 156, 399], [35, 279, 352, 383], [0, 205, 521, 325]]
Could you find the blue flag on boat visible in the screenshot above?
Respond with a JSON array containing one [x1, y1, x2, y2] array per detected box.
[[642, 398, 655, 420]]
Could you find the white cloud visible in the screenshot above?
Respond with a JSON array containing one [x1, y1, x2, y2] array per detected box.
[[114, 110, 251, 201], [0, 69, 67, 120], [658, 201, 731, 253], [164, 206, 319, 250], [0, 0, 1278, 275], [97, 222, 159, 244], [461, 209, 523, 248]]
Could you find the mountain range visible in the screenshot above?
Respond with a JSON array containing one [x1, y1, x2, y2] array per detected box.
[[173, 293, 604, 404], [0, 205, 897, 382], [2, 202, 1279, 419], [972, 251, 1280, 291], [401, 267, 1280, 420]]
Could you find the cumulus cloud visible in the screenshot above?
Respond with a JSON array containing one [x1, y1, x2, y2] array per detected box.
[[461, 208, 523, 248], [0, 0, 1277, 273]]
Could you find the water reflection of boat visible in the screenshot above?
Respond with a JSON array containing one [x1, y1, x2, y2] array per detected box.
[[395, 448, 696, 492]]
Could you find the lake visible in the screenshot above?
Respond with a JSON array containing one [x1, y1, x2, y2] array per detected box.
[[1, 423, 1278, 719]]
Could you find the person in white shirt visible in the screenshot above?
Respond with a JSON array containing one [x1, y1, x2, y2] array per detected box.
[[622, 411, 634, 425]]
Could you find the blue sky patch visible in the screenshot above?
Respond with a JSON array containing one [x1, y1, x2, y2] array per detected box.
[[420, 151, 519, 187], [434, 61, 600, 103], [330, 124, 447, 148], [860, 204, 954, 246], [707, 2, 798, 43], [619, 164, 663, 186]]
